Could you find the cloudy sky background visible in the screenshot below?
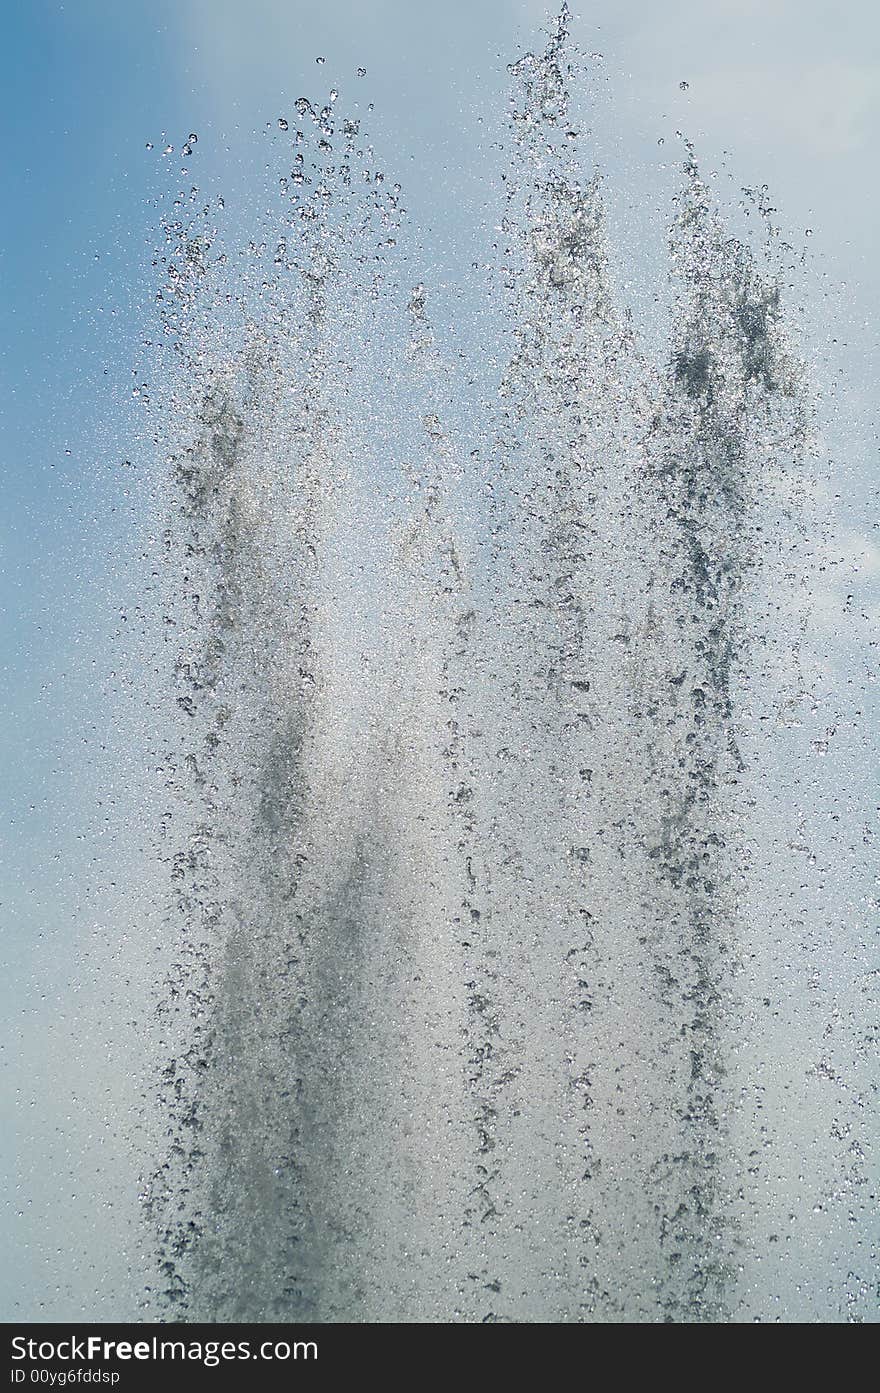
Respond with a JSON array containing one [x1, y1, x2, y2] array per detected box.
[[2, 0, 877, 1318]]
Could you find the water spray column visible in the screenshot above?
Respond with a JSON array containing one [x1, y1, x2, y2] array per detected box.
[[635, 153, 809, 1321], [487, 7, 649, 1319], [146, 95, 407, 1319]]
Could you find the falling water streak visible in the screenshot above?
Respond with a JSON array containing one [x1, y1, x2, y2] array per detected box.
[[144, 98, 411, 1318], [634, 153, 810, 1319], [486, 9, 661, 1319], [384, 287, 479, 1314]]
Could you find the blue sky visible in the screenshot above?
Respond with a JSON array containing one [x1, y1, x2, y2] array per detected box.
[[2, 0, 877, 1320]]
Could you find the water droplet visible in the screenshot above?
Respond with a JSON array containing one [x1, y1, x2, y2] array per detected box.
[[357, 66, 367, 77], [316, 55, 325, 65], [679, 80, 689, 91]]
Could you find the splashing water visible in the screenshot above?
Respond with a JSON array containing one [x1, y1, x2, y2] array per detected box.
[[137, 9, 877, 1322]]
